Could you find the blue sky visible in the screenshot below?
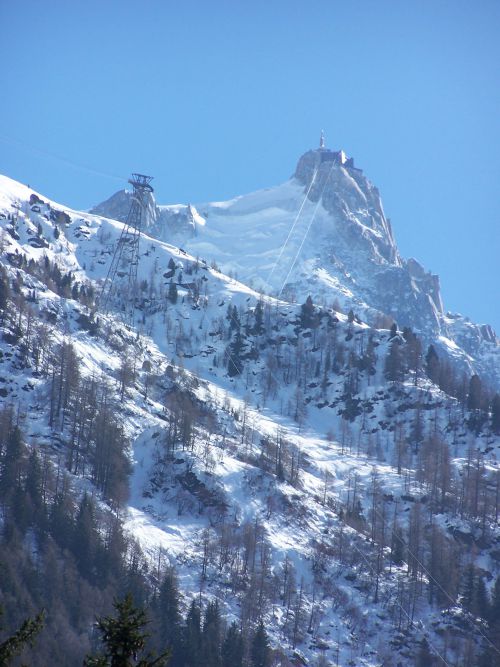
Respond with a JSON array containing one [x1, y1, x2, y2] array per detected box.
[[1, 0, 499, 331]]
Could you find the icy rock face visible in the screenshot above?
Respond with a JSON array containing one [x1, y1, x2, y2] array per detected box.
[[92, 148, 446, 334], [90, 191, 199, 241], [295, 149, 399, 265], [294, 149, 444, 332], [444, 315, 500, 383], [90, 189, 135, 223], [154, 204, 199, 240]]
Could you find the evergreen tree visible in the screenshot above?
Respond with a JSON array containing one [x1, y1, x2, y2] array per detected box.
[[0, 427, 23, 498], [202, 600, 221, 667], [0, 265, 9, 319], [385, 340, 404, 382], [425, 345, 440, 384], [73, 493, 100, 582], [181, 601, 202, 667], [85, 593, 170, 667], [25, 450, 43, 508], [227, 331, 244, 377], [300, 296, 317, 329], [489, 574, 500, 625], [49, 484, 74, 550], [491, 394, 500, 435], [154, 570, 181, 664], [487, 575, 500, 665], [251, 620, 270, 667], [221, 622, 243, 667], [468, 374, 483, 411], [391, 525, 405, 566], [474, 577, 490, 620], [0, 606, 44, 666], [415, 638, 435, 667], [252, 300, 264, 335], [168, 281, 178, 305]]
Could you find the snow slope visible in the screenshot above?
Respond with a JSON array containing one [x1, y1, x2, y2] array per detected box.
[[91, 146, 500, 389], [1, 168, 500, 666]]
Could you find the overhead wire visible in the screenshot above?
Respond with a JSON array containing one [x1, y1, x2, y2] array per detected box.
[[0, 133, 127, 184], [368, 490, 500, 658], [341, 520, 455, 667], [265, 166, 318, 287], [11, 125, 482, 658], [277, 159, 336, 299], [222, 297, 496, 660]]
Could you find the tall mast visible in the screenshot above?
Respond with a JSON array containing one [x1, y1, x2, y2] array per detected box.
[[98, 173, 154, 325]]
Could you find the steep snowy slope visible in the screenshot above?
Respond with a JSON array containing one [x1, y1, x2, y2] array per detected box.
[[91, 145, 500, 389], [2, 170, 500, 666]]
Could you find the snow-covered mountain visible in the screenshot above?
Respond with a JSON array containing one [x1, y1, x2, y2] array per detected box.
[[1, 148, 500, 667], [92, 144, 499, 389]]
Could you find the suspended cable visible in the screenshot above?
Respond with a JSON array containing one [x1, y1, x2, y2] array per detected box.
[[277, 160, 336, 299], [0, 133, 127, 184], [369, 491, 500, 657], [265, 167, 318, 287], [343, 521, 455, 667]]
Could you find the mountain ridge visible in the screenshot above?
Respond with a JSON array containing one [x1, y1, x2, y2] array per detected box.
[[89, 146, 499, 390], [1, 157, 500, 666]]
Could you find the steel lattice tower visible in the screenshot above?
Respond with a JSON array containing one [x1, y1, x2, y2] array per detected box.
[[99, 173, 154, 324]]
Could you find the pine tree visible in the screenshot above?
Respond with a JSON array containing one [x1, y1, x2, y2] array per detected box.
[[84, 593, 170, 667], [425, 345, 440, 385], [202, 600, 221, 667], [474, 577, 490, 620], [251, 620, 270, 667], [49, 483, 74, 550], [468, 374, 483, 411], [154, 570, 181, 664], [391, 524, 405, 566], [221, 622, 243, 667], [253, 300, 264, 335], [491, 394, 500, 435], [487, 575, 500, 665], [25, 449, 41, 499], [73, 493, 99, 582], [0, 265, 10, 319], [0, 426, 24, 504], [415, 638, 435, 667], [182, 601, 202, 667], [227, 331, 244, 377], [300, 296, 317, 329], [0, 606, 44, 666], [168, 281, 178, 305], [385, 340, 404, 382], [229, 306, 240, 331]]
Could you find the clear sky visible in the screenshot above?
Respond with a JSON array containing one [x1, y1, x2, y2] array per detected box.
[[1, 0, 499, 331]]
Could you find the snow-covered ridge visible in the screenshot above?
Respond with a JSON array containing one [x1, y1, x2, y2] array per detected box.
[[1, 168, 500, 666], [90, 145, 499, 388]]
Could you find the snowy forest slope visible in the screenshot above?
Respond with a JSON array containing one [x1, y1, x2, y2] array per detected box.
[[0, 156, 500, 667]]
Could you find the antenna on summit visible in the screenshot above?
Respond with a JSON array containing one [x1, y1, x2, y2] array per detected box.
[[319, 130, 325, 149]]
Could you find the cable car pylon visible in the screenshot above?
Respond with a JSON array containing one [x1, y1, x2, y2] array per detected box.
[[98, 173, 154, 325]]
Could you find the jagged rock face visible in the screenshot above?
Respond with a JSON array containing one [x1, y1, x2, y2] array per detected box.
[[90, 189, 137, 223], [294, 149, 444, 333], [294, 149, 399, 265], [90, 191, 198, 240], [92, 148, 446, 334]]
